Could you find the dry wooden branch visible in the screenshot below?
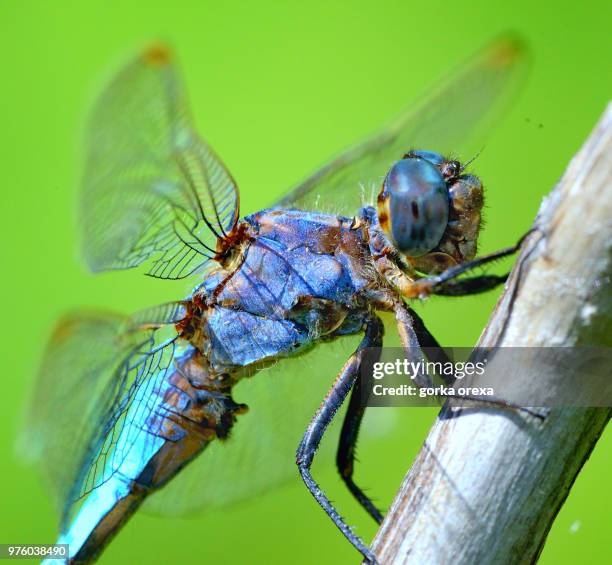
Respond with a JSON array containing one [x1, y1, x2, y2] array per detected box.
[[370, 104, 612, 564]]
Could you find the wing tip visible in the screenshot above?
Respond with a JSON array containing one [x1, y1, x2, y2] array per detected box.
[[48, 311, 123, 347], [49, 316, 86, 345], [142, 43, 173, 67], [486, 33, 528, 70]]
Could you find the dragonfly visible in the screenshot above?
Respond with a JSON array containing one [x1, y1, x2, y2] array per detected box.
[[23, 37, 529, 564]]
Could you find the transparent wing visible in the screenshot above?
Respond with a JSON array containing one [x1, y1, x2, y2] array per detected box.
[[275, 36, 528, 216], [142, 231, 388, 515], [81, 45, 239, 280], [20, 303, 187, 527], [144, 332, 362, 515], [143, 231, 375, 515]]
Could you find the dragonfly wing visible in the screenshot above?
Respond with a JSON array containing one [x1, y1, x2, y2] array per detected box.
[[21, 303, 187, 527], [145, 232, 373, 514], [82, 45, 239, 280], [144, 331, 362, 515], [275, 36, 528, 217]]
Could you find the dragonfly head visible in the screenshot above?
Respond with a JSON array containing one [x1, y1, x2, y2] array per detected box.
[[377, 150, 484, 273]]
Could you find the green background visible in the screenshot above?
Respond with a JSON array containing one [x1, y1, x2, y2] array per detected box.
[[1, 1, 610, 563]]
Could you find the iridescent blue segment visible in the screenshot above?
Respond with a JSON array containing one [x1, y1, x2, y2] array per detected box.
[[409, 150, 445, 165], [383, 157, 449, 256], [43, 371, 169, 563]]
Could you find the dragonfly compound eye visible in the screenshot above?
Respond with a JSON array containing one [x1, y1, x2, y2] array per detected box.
[[378, 157, 449, 257]]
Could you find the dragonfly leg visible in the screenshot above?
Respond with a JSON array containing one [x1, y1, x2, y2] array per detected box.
[[296, 314, 383, 565], [431, 273, 509, 296], [336, 320, 384, 525], [334, 307, 459, 526], [407, 306, 456, 385], [393, 302, 437, 388], [394, 300, 545, 420], [404, 231, 530, 298]]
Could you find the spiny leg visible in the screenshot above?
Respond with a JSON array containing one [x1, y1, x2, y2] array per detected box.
[[409, 232, 529, 298], [393, 301, 544, 420], [432, 273, 508, 296], [336, 319, 384, 525], [407, 306, 455, 385], [296, 315, 383, 564], [336, 308, 450, 523], [393, 303, 435, 389]]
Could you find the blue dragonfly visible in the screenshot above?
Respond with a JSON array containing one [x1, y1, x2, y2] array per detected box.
[[23, 38, 528, 564]]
